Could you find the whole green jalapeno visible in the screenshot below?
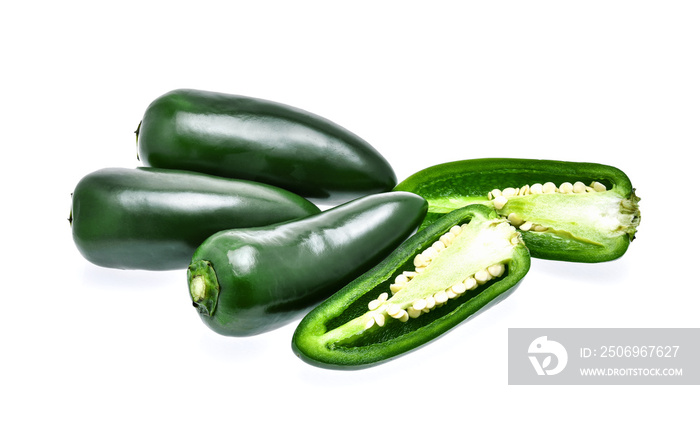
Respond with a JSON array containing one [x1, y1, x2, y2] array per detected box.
[[394, 158, 641, 263], [292, 204, 531, 369], [187, 192, 428, 337], [136, 89, 397, 205], [70, 167, 320, 270]]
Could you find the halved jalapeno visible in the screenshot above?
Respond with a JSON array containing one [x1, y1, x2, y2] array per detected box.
[[394, 158, 641, 262], [292, 204, 531, 369]]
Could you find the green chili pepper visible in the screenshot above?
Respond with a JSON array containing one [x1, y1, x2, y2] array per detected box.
[[70, 167, 320, 270], [394, 158, 641, 263], [136, 89, 397, 205], [292, 204, 531, 369], [187, 192, 428, 337]]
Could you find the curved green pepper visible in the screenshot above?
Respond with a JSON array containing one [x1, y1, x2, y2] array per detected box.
[[136, 89, 397, 205], [187, 192, 428, 337], [394, 158, 641, 263], [70, 167, 320, 270], [292, 204, 531, 369]]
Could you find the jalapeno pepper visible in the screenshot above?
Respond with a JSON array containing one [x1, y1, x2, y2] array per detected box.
[[292, 204, 531, 369], [136, 89, 397, 205], [70, 167, 320, 270], [187, 192, 428, 337], [394, 158, 641, 263]]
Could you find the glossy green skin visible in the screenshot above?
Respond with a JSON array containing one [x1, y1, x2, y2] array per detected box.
[[137, 89, 397, 205], [292, 205, 531, 370], [187, 192, 428, 337], [394, 158, 640, 263], [70, 167, 320, 270]]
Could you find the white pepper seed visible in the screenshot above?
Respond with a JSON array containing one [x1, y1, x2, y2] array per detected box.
[[542, 182, 557, 193], [422, 246, 438, 260], [559, 182, 573, 194], [443, 232, 456, 244], [386, 304, 401, 317], [395, 274, 409, 285], [573, 181, 586, 193], [412, 299, 427, 311], [414, 254, 428, 267], [530, 183, 543, 194], [502, 187, 517, 197], [407, 306, 421, 318], [475, 269, 491, 284], [464, 277, 477, 290], [451, 282, 467, 294], [487, 263, 505, 278], [493, 196, 508, 210], [592, 181, 607, 192], [373, 313, 385, 327], [507, 213, 524, 226], [434, 291, 449, 304]]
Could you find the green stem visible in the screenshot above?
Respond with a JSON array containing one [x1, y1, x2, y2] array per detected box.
[[187, 260, 220, 316]]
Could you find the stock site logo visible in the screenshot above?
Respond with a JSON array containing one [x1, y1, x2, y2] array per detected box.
[[528, 336, 568, 375]]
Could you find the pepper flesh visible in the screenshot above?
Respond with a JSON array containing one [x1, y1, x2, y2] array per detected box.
[[136, 89, 397, 205], [70, 167, 320, 270], [187, 192, 428, 337], [394, 158, 641, 262], [292, 205, 531, 369]]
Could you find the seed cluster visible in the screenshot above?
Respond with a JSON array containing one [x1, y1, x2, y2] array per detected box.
[[488, 180, 607, 209], [506, 213, 549, 233], [488, 180, 608, 232], [362, 223, 508, 330]]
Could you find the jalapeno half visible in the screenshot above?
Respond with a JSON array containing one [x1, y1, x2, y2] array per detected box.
[[292, 204, 531, 369], [394, 158, 641, 262]]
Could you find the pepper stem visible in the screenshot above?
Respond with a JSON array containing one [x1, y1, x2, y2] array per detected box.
[[621, 189, 641, 241], [187, 260, 220, 316]]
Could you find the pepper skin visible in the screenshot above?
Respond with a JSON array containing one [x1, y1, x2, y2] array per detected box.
[[292, 204, 531, 369], [394, 158, 641, 263], [136, 89, 397, 205], [70, 167, 320, 270], [187, 192, 428, 337]]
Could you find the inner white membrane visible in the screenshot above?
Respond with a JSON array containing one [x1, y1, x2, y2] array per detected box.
[[358, 218, 522, 331]]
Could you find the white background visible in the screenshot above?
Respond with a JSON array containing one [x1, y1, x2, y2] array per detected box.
[[2, 1, 698, 441]]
